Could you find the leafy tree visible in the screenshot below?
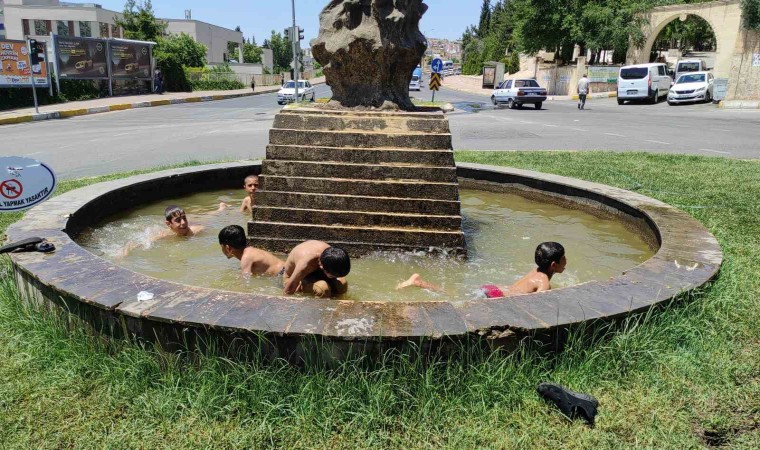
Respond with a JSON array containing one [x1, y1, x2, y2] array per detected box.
[[264, 30, 294, 73], [156, 33, 207, 67], [741, 0, 760, 28], [114, 0, 166, 41], [243, 42, 263, 63], [478, 0, 492, 37]]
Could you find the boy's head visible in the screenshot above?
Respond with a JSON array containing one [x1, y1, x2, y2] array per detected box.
[[244, 175, 259, 196], [318, 246, 351, 278], [164, 205, 190, 236], [535, 242, 566, 275], [218, 225, 247, 258]]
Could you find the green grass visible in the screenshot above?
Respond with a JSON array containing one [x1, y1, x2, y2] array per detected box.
[[1, 152, 759, 449]]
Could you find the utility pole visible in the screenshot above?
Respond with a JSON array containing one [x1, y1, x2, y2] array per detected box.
[[291, 0, 299, 102]]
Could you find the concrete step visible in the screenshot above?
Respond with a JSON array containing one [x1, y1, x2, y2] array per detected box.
[[266, 145, 455, 166], [255, 191, 462, 216], [269, 129, 452, 150], [248, 221, 466, 249], [247, 236, 465, 257], [252, 206, 463, 230], [260, 176, 460, 200], [262, 160, 458, 183], [273, 112, 450, 133]]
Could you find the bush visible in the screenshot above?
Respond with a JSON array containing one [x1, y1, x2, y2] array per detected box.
[[0, 79, 105, 111], [156, 53, 192, 92], [189, 79, 245, 91]]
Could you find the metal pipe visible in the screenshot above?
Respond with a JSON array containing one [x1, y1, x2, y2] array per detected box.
[[291, 0, 299, 101]]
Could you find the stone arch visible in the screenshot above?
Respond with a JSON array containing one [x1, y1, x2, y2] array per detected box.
[[628, 0, 743, 78]]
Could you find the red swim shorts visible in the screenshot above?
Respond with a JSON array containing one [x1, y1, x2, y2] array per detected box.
[[480, 284, 505, 299]]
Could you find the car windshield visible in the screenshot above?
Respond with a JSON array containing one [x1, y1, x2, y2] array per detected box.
[[283, 81, 305, 89], [620, 67, 648, 79], [678, 62, 700, 72], [677, 74, 705, 84], [411, 76, 419, 81], [514, 80, 539, 87]]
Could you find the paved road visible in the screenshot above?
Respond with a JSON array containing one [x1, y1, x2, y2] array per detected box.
[[1, 82, 758, 179]]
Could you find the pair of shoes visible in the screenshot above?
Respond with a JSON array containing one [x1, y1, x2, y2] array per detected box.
[[577, 103, 580, 109], [537, 382, 599, 425], [0, 237, 55, 254]]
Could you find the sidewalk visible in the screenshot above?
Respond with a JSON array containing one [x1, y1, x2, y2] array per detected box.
[[441, 74, 616, 101], [0, 76, 326, 125]]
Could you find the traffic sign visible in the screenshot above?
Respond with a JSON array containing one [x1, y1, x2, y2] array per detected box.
[[0, 156, 56, 212], [431, 57, 444, 74], [429, 72, 441, 91]]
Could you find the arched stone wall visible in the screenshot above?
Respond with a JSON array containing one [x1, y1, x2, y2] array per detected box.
[[628, 0, 743, 78]]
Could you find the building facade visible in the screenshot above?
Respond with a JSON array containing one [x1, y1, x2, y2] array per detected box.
[[2, 0, 242, 64]]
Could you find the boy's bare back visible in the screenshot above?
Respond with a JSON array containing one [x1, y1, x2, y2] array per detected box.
[[240, 246, 285, 276], [282, 240, 330, 294]]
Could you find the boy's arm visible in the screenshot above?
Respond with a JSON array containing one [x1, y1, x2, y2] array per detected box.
[[534, 276, 552, 293], [239, 253, 255, 276], [240, 197, 251, 213], [283, 262, 310, 295]]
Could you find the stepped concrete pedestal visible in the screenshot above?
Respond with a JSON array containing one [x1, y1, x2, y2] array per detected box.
[[249, 106, 466, 256]]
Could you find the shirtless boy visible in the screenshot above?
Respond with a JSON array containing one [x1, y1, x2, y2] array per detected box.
[[218, 225, 285, 276], [164, 205, 205, 237], [282, 240, 351, 298], [240, 175, 259, 213], [397, 242, 567, 298]]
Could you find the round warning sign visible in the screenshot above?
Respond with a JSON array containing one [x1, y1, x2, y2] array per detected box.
[[0, 156, 56, 212]]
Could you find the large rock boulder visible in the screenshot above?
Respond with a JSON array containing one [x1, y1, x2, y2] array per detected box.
[[312, 0, 428, 110]]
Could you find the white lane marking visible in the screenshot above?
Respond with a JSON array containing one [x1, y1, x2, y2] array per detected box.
[[519, 121, 535, 124], [645, 139, 671, 145], [604, 132, 626, 137], [24, 151, 44, 156], [698, 148, 731, 155], [544, 124, 559, 127], [572, 128, 590, 132], [113, 132, 131, 136]]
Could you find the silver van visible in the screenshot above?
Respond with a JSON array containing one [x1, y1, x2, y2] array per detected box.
[[617, 63, 672, 105], [674, 59, 708, 82]]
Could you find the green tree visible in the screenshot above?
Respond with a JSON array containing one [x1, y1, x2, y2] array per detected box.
[[263, 30, 294, 73], [114, 0, 165, 41], [243, 42, 263, 63], [743, 0, 760, 28], [478, 0, 492, 37], [156, 33, 207, 67]]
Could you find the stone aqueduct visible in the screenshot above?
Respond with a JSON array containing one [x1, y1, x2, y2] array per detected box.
[[627, 0, 744, 78]]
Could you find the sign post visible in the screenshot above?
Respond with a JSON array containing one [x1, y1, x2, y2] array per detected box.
[[27, 39, 40, 114], [430, 57, 443, 102]]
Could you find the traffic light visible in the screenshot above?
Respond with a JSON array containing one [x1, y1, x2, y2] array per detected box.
[[283, 27, 290, 40], [298, 27, 304, 41], [28, 39, 45, 65]]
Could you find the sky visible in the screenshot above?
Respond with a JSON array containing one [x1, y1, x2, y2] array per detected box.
[[94, 0, 482, 44]]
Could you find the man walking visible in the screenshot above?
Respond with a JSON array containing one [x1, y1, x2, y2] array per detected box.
[[577, 74, 590, 110]]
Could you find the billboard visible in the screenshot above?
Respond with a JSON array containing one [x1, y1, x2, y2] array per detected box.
[[588, 66, 619, 83], [109, 40, 152, 79], [55, 36, 108, 79], [0, 39, 49, 87]]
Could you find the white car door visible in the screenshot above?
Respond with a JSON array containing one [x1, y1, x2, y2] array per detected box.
[[658, 65, 671, 93]]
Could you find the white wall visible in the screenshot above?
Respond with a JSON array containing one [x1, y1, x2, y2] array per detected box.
[[165, 19, 242, 64]]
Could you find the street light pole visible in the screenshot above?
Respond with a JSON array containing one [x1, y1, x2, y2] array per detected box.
[[291, 0, 299, 102]]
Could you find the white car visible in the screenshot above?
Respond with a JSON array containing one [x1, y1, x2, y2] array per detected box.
[[617, 63, 672, 105], [277, 80, 315, 105], [668, 71, 714, 105], [491, 78, 547, 109]]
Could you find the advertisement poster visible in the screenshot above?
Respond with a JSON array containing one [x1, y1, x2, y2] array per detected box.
[[482, 66, 496, 88], [588, 66, 618, 83], [109, 40, 152, 79], [55, 36, 108, 79], [0, 39, 49, 87]]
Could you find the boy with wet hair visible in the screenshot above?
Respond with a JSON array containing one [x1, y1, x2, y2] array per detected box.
[[218, 225, 285, 276], [282, 240, 351, 298], [164, 205, 204, 237], [396, 241, 567, 298], [240, 175, 259, 213]]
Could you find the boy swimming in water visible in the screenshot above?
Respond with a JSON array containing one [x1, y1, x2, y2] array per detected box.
[[240, 175, 259, 213], [396, 242, 567, 298], [282, 240, 351, 298], [218, 225, 285, 276], [163, 205, 205, 237]]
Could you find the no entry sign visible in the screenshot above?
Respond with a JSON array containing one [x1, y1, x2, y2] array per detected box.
[[0, 157, 56, 212]]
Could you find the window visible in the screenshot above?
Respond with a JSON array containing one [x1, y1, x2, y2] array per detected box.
[[515, 79, 539, 88], [505, 80, 512, 89], [620, 67, 648, 79], [110, 24, 120, 38], [658, 65, 666, 76], [34, 20, 49, 36], [79, 21, 92, 37], [22, 19, 30, 36], [99, 22, 109, 38], [57, 20, 70, 37]]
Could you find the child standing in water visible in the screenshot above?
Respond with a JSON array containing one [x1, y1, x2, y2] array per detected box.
[[396, 242, 567, 298], [240, 175, 259, 213]]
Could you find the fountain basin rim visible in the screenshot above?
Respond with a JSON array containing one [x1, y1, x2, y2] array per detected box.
[[6, 161, 722, 339]]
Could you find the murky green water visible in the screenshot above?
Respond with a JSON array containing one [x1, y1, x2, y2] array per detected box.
[[77, 188, 655, 302]]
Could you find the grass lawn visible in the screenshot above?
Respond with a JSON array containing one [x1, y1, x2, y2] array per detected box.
[[0, 152, 758, 449]]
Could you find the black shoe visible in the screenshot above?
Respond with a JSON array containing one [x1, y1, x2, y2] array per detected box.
[[537, 382, 599, 425]]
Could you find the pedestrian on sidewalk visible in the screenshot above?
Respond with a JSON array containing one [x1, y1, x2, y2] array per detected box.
[[577, 74, 590, 110], [251, 76, 256, 92], [154, 69, 164, 94]]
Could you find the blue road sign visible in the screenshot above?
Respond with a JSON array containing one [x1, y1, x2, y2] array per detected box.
[[431, 58, 444, 74]]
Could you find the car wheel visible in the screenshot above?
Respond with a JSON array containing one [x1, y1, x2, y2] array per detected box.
[[508, 99, 516, 109], [491, 95, 497, 105], [704, 91, 712, 103], [516, 103, 524, 109], [650, 90, 658, 104], [534, 102, 542, 110], [617, 98, 624, 105], [311, 93, 315, 102], [667, 100, 674, 106]]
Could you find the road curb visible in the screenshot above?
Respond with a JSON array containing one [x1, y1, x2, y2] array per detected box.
[[719, 100, 760, 110], [570, 92, 617, 100], [0, 90, 261, 126]]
